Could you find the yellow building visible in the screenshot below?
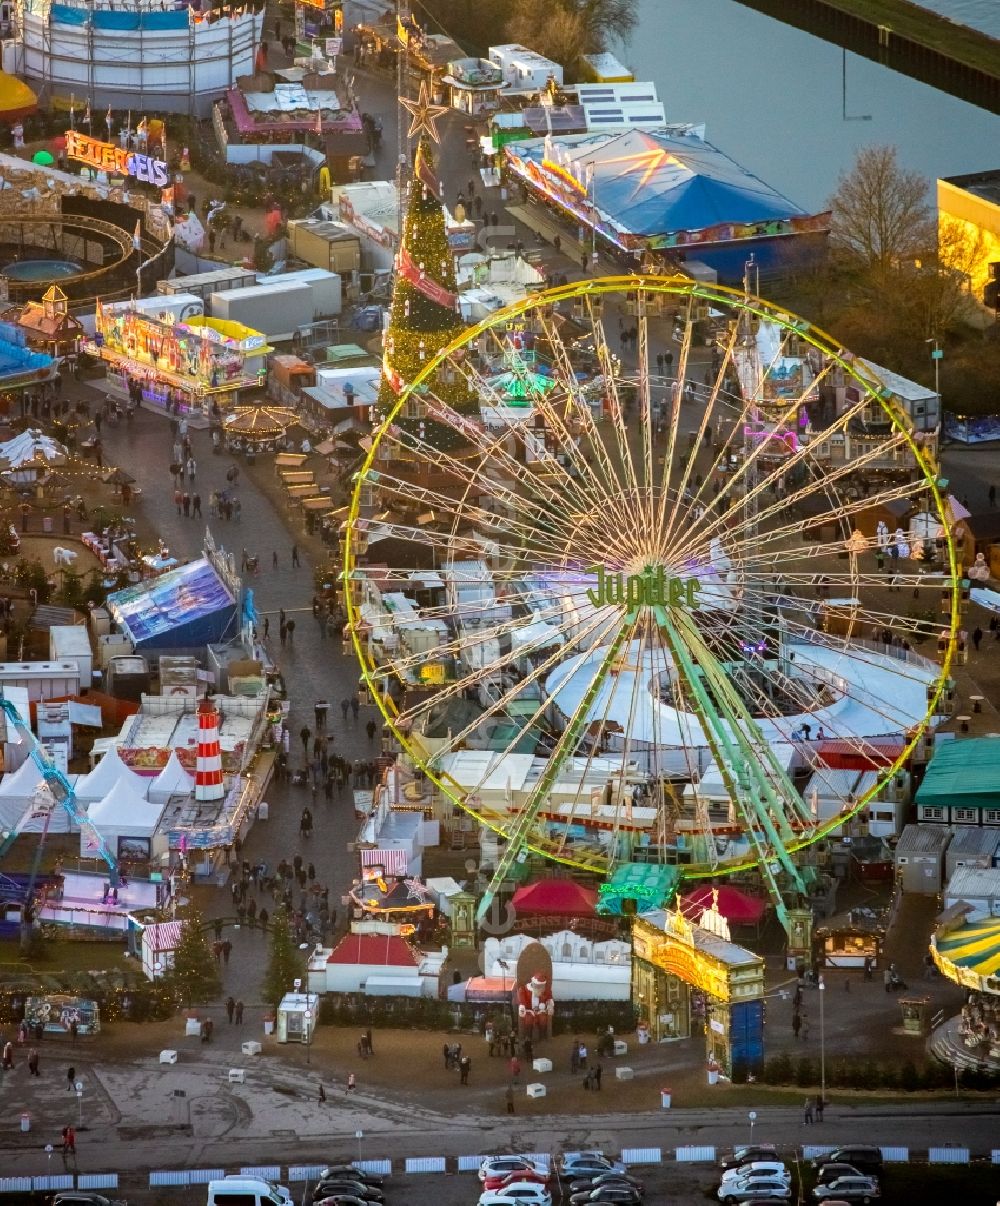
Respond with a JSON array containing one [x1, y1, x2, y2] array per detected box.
[[632, 902, 765, 1078], [937, 171, 1000, 306]]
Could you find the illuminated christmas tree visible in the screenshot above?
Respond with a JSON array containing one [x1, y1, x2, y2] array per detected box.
[[378, 88, 476, 439]]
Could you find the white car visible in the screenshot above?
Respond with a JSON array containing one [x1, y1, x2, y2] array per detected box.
[[480, 1190, 552, 1206], [720, 1163, 790, 1185], [479, 1160, 541, 1186], [717, 1177, 791, 1204]]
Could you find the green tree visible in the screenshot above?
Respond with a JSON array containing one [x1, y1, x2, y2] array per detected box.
[[262, 905, 303, 1008], [166, 911, 222, 1006], [377, 135, 474, 427]]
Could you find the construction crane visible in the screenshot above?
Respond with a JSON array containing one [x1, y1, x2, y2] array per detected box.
[[0, 694, 119, 949]]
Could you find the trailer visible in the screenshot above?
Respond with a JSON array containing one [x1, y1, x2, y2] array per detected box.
[[209, 282, 314, 343], [157, 268, 258, 310]]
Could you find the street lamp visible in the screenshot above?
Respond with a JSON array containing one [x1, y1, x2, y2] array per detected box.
[[748, 1110, 757, 1143], [926, 338, 943, 418], [355, 1128, 364, 1165], [75, 1079, 84, 1128], [304, 1007, 313, 1065], [818, 976, 826, 1109]]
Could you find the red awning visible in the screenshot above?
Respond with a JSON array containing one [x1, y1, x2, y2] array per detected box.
[[816, 738, 904, 770], [680, 885, 768, 926], [511, 879, 598, 917]]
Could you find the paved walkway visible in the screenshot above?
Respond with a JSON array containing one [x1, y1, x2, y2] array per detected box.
[[87, 396, 382, 1008]]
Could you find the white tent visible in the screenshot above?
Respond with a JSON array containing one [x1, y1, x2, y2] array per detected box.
[[0, 758, 47, 829], [75, 746, 149, 803], [148, 751, 194, 803], [0, 428, 68, 476], [81, 777, 164, 858]]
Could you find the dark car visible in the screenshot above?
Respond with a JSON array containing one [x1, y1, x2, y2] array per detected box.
[[568, 1175, 644, 1196], [814, 1164, 864, 1186], [720, 1146, 779, 1174], [319, 1169, 385, 1188], [313, 1184, 384, 1204], [313, 1197, 370, 1206], [53, 1196, 114, 1206], [568, 1188, 642, 1206], [810, 1148, 883, 1177]]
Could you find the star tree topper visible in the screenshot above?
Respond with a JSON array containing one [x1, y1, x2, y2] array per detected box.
[[400, 80, 448, 144]]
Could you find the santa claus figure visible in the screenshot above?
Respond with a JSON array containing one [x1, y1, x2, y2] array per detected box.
[[513, 944, 556, 1041]]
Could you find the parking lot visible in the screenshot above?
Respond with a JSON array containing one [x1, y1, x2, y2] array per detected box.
[[100, 1149, 1000, 1206]]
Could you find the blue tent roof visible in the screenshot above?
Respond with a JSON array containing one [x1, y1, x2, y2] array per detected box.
[[108, 557, 236, 650], [509, 128, 810, 236]]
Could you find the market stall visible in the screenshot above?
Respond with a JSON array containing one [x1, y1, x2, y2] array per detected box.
[[223, 405, 301, 454]]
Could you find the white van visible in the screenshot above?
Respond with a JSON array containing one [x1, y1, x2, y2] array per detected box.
[[206, 1177, 292, 1206]]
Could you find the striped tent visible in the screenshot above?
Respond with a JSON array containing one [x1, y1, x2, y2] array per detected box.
[[932, 918, 1000, 992]]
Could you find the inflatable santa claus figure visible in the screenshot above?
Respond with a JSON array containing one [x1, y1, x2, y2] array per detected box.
[[514, 945, 556, 1041]]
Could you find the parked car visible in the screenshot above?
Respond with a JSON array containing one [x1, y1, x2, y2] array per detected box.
[[811, 1176, 880, 1202], [568, 1174, 644, 1196], [481, 1159, 543, 1184], [717, 1178, 791, 1204], [810, 1148, 883, 1177], [719, 1146, 779, 1173], [313, 1183, 384, 1203], [313, 1196, 371, 1206], [568, 1187, 641, 1206], [479, 1187, 552, 1206], [53, 1196, 119, 1206], [318, 1169, 385, 1188], [720, 1164, 790, 1186], [558, 1156, 617, 1181], [482, 1172, 551, 1192], [814, 1164, 864, 1187]]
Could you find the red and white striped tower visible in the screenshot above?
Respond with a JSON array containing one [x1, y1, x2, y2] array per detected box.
[[195, 697, 224, 801]]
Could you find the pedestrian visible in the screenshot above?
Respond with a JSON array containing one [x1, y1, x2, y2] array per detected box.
[[506, 1084, 515, 1114], [291, 544, 300, 567], [351, 694, 360, 721], [28, 1047, 39, 1076], [443, 1043, 451, 1069], [318, 1082, 327, 1103], [235, 999, 244, 1024], [226, 996, 235, 1023], [192, 492, 202, 517], [186, 455, 196, 482], [366, 718, 377, 744], [213, 917, 224, 941], [365, 1027, 373, 1056], [792, 1011, 801, 1039], [66, 1064, 75, 1089], [259, 907, 269, 931], [592, 1062, 602, 1090], [341, 697, 350, 722], [460, 1055, 471, 1084], [0, 1041, 12, 1069], [213, 940, 222, 964], [863, 954, 873, 981], [174, 487, 183, 515], [973, 625, 983, 651], [221, 941, 231, 965], [272, 550, 279, 569], [61, 1124, 76, 1154], [509, 1055, 520, 1083], [300, 725, 311, 754], [307, 861, 315, 880], [815, 1095, 825, 1122], [803, 1097, 814, 1125], [347, 1072, 356, 1091]]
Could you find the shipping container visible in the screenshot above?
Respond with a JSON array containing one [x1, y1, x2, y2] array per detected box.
[[157, 268, 258, 310], [209, 282, 314, 343], [288, 219, 362, 277], [49, 624, 93, 689], [265, 268, 342, 319]]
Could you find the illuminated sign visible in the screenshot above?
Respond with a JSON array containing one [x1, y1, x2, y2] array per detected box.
[[541, 158, 587, 195], [65, 130, 168, 188], [586, 565, 701, 611]]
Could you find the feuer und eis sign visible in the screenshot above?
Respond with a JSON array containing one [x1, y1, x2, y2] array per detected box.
[[65, 130, 169, 188]]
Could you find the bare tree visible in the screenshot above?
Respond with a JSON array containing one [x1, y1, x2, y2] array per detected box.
[[828, 146, 935, 285], [506, 0, 637, 65]]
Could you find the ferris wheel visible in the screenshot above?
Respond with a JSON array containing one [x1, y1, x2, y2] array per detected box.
[[345, 276, 960, 924]]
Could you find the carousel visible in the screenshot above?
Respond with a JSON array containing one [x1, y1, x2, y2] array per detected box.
[[222, 406, 301, 456], [930, 913, 1000, 1069]]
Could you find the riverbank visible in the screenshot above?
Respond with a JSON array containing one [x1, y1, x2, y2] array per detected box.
[[734, 0, 1000, 114]]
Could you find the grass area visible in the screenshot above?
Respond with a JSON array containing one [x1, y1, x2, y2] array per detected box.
[[740, 0, 1000, 78], [0, 938, 133, 984]]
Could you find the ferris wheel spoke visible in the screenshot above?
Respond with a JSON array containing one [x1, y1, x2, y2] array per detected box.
[[657, 314, 742, 554], [586, 296, 641, 500], [420, 605, 624, 763]]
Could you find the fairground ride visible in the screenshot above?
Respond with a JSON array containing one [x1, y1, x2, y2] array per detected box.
[[344, 276, 961, 931]]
